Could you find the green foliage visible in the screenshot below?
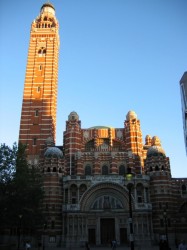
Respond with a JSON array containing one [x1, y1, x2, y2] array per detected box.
[[0, 143, 44, 232], [0, 143, 17, 184]]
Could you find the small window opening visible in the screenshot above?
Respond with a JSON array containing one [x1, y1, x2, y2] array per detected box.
[[33, 138, 37, 145], [38, 47, 46, 57], [35, 110, 39, 116]]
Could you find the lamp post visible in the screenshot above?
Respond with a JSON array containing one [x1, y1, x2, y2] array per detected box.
[[43, 223, 47, 250], [173, 219, 177, 248], [126, 169, 134, 250], [163, 209, 169, 250], [17, 214, 22, 250]]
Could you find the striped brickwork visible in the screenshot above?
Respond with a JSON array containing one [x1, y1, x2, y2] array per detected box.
[[19, 4, 59, 161]]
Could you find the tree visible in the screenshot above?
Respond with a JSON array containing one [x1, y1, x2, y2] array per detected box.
[[0, 143, 17, 227], [0, 143, 17, 183], [0, 143, 44, 234]]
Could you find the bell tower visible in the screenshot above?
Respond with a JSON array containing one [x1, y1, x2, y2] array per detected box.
[[19, 3, 60, 163]]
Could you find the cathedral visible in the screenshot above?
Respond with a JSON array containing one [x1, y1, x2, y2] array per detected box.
[[18, 2, 187, 248]]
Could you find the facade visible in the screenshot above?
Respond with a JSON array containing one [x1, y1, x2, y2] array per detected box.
[[180, 72, 187, 154], [17, 3, 187, 249]]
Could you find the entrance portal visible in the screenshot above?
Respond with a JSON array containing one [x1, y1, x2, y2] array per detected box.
[[100, 218, 115, 245]]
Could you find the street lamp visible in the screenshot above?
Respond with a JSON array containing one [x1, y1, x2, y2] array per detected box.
[[173, 219, 178, 248], [43, 223, 47, 250], [163, 209, 169, 250], [17, 214, 22, 250], [126, 168, 134, 250]]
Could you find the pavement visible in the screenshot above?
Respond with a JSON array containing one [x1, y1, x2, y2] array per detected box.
[[1, 243, 176, 250], [38, 244, 176, 250]]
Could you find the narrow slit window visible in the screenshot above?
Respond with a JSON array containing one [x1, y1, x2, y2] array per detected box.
[[33, 138, 37, 145], [35, 110, 39, 116]]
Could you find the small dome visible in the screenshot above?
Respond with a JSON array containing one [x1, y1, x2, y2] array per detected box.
[[145, 135, 152, 145], [151, 136, 161, 146], [126, 110, 138, 121], [41, 2, 55, 11], [44, 147, 63, 158], [45, 137, 55, 146], [147, 145, 166, 157], [68, 111, 79, 121]]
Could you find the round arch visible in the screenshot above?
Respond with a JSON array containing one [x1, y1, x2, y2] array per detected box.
[[79, 182, 134, 212]]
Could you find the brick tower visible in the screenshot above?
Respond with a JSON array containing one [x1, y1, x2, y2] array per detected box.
[[19, 3, 60, 163], [124, 110, 144, 173]]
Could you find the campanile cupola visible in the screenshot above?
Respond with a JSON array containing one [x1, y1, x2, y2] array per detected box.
[[40, 2, 55, 15]]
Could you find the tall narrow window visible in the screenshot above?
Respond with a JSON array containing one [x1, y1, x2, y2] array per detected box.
[[119, 165, 125, 175], [35, 110, 39, 116], [102, 165, 108, 175], [33, 138, 37, 145], [39, 65, 42, 70], [37, 86, 41, 92], [85, 165, 92, 175]]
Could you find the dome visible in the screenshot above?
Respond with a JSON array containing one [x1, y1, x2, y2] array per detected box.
[[68, 111, 79, 121], [145, 135, 152, 145], [151, 136, 161, 146], [126, 110, 138, 121], [41, 2, 55, 11], [147, 145, 166, 157], [146, 135, 151, 140], [88, 126, 112, 129], [45, 136, 55, 146], [44, 147, 63, 158]]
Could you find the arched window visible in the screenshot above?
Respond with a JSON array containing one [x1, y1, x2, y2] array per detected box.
[[35, 109, 39, 116], [59, 168, 62, 173], [53, 167, 57, 172], [119, 165, 125, 175], [155, 165, 159, 171], [38, 47, 46, 57], [47, 167, 50, 172], [102, 165, 108, 175], [85, 165, 92, 175], [79, 184, 87, 199]]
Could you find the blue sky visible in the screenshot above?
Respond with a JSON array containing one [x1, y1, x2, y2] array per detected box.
[[0, 0, 186, 177]]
